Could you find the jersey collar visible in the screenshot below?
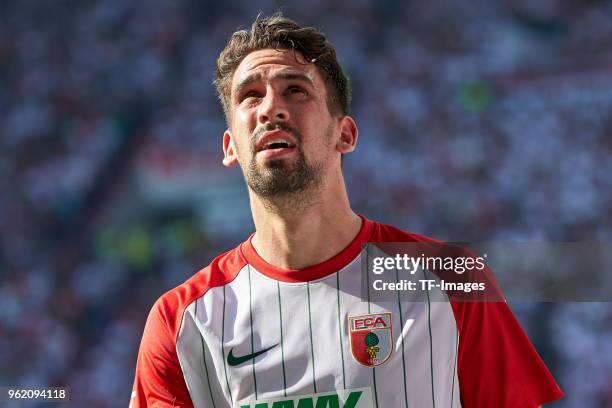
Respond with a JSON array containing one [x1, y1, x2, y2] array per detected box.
[[240, 215, 375, 283]]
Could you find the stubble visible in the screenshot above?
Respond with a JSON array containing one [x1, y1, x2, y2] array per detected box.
[[243, 122, 326, 213]]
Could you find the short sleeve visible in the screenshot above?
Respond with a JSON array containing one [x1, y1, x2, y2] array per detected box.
[[451, 301, 564, 407], [130, 299, 194, 408]]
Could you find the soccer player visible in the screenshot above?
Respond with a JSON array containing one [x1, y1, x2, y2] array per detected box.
[[131, 13, 564, 408]]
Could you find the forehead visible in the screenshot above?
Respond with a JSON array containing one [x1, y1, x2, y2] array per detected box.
[[231, 49, 324, 91]]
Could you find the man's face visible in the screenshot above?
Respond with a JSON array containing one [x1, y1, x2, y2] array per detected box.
[[222, 48, 339, 198]]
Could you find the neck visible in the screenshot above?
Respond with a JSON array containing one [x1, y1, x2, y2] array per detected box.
[[249, 174, 361, 270]]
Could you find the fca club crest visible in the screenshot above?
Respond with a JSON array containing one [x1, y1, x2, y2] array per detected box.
[[348, 313, 393, 367]]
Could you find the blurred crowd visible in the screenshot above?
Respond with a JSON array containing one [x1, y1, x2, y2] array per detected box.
[[1, 0, 611, 406]]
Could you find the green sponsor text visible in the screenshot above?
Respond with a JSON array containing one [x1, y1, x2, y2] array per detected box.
[[240, 390, 362, 408]]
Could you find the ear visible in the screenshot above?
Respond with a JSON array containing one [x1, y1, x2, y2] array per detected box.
[[222, 130, 239, 167], [336, 116, 358, 154]]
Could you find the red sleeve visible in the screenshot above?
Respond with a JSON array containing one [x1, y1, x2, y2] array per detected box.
[[451, 301, 564, 408], [370, 219, 564, 406], [130, 298, 194, 408], [130, 249, 245, 407]]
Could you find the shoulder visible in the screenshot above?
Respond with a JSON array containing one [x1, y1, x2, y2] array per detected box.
[[368, 217, 440, 244], [151, 244, 247, 334], [131, 244, 250, 408]]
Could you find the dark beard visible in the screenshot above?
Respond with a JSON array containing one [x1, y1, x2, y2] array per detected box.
[[246, 145, 321, 197], [245, 123, 322, 198]]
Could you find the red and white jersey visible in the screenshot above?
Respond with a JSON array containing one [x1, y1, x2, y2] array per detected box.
[[131, 216, 564, 408]]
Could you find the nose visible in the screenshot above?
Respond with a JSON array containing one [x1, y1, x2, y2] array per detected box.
[[257, 88, 289, 124]]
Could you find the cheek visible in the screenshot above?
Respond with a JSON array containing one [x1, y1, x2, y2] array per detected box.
[[230, 115, 256, 150], [303, 124, 334, 159], [235, 108, 256, 130], [234, 138, 252, 161]]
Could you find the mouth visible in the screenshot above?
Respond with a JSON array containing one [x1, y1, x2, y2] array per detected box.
[[259, 139, 296, 151], [255, 130, 297, 158], [256, 144, 296, 160]]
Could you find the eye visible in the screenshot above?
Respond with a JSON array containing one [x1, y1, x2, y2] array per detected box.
[[240, 90, 262, 102], [287, 85, 307, 96]]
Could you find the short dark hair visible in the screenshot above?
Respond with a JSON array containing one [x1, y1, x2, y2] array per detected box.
[[214, 13, 351, 123]]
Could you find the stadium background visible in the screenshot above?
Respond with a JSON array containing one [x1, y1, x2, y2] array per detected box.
[[1, 0, 611, 406]]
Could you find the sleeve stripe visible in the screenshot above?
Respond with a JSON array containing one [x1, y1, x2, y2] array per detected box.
[[336, 272, 347, 390], [222, 285, 233, 405], [423, 268, 436, 407], [395, 267, 409, 408], [365, 246, 380, 408], [307, 281, 318, 393], [247, 265, 259, 399], [195, 299, 217, 408], [277, 282, 288, 396]]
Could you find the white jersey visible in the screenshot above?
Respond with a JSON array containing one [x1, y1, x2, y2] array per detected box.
[[131, 216, 563, 408]]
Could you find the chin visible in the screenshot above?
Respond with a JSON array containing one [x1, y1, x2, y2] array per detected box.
[[260, 158, 295, 170]]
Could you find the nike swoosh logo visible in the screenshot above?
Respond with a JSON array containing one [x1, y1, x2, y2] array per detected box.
[[227, 344, 278, 367]]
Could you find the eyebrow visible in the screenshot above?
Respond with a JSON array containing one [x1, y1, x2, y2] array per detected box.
[[233, 70, 315, 98]]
